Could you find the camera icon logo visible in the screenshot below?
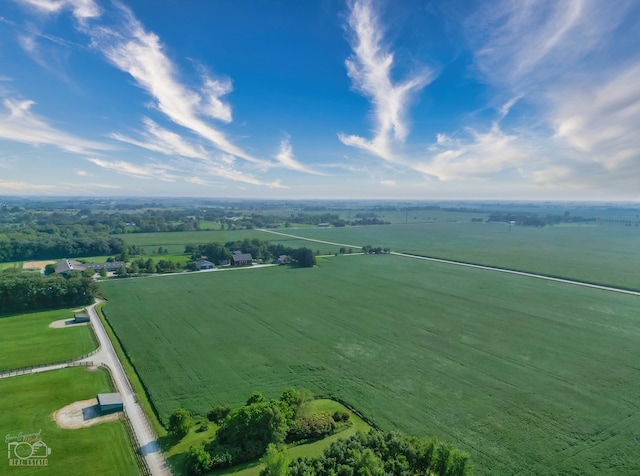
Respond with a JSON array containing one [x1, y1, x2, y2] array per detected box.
[[7, 440, 51, 466]]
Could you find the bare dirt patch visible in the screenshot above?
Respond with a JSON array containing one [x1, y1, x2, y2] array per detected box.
[[22, 260, 56, 270], [49, 319, 88, 329], [53, 398, 121, 429]]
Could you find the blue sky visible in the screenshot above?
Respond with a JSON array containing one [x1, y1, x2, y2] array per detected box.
[[1, 0, 639, 200]]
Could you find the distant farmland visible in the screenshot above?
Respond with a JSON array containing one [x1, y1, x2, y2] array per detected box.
[[274, 222, 640, 290], [100, 256, 640, 475]]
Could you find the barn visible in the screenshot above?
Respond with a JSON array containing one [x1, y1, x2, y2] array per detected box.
[[231, 252, 253, 266]]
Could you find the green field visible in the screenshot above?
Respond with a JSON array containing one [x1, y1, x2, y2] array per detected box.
[[0, 367, 140, 475], [0, 309, 97, 371], [115, 229, 345, 256], [100, 256, 640, 475], [273, 222, 640, 290]]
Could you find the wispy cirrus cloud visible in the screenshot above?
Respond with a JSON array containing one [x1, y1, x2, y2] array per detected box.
[[339, 0, 434, 163], [86, 3, 266, 165], [273, 137, 325, 175], [0, 98, 111, 153], [16, 0, 100, 20], [110, 117, 209, 160], [87, 157, 178, 182], [423, 0, 640, 193]]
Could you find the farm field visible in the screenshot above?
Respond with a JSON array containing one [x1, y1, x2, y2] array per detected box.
[[0, 309, 97, 371], [100, 256, 640, 475], [277, 222, 640, 290], [114, 229, 344, 256], [0, 367, 140, 475]]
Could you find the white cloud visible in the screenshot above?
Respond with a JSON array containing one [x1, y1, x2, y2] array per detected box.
[[339, 0, 434, 162], [87, 158, 178, 182], [274, 137, 325, 175], [0, 98, 111, 153], [17, 0, 100, 20], [87, 4, 265, 165], [0, 178, 64, 192], [420, 122, 532, 181], [110, 117, 209, 160], [380, 179, 396, 186]]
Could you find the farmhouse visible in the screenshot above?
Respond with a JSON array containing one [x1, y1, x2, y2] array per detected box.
[[97, 393, 123, 414], [196, 260, 215, 270], [231, 252, 253, 266]]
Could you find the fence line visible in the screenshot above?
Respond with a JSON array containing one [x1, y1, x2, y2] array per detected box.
[[122, 408, 153, 476], [0, 350, 100, 378]]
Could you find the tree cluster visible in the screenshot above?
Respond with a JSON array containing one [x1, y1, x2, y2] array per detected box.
[[0, 270, 97, 314], [288, 429, 470, 476], [187, 388, 333, 474], [362, 245, 390, 254]]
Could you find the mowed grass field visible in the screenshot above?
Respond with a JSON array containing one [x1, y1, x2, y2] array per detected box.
[[277, 222, 640, 290], [0, 309, 97, 371], [100, 256, 640, 475], [0, 367, 140, 475]]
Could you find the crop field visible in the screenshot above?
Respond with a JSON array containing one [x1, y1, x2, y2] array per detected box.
[[115, 229, 344, 256], [0, 309, 97, 371], [276, 222, 640, 290], [0, 367, 140, 475], [100, 256, 640, 475]]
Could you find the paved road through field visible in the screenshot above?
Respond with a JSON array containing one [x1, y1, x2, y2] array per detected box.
[[257, 228, 640, 297], [83, 300, 171, 475]]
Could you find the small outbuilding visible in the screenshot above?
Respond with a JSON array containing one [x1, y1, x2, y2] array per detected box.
[[97, 393, 123, 414], [73, 311, 90, 323]]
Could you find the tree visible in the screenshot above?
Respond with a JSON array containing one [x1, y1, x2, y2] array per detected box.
[[98, 267, 107, 278], [247, 391, 264, 405], [260, 444, 289, 476], [207, 404, 231, 424], [168, 408, 193, 439], [82, 268, 96, 278], [291, 248, 315, 267], [115, 265, 127, 277], [186, 445, 211, 475], [44, 264, 56, 275]]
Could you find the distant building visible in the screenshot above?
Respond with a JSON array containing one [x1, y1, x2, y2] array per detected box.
[[317, 223, 330, 227], [274, 255, 290, 265], [55, 260, 125, 274], [231, 252, 253, 266], [97, 393, 123, 414], [196, 260, 215, 270]]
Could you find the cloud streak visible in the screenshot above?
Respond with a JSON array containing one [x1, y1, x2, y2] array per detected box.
[[339, 0, 433, 162], [0, 97, 111, 153]]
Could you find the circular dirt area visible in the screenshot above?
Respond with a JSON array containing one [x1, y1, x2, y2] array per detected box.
[[49, 319, 88, 329], [53, 399, 121, 429]]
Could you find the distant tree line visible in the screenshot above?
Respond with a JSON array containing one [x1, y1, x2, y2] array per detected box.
[[0, 233, 125, 263], [0, 270, 97, 314]]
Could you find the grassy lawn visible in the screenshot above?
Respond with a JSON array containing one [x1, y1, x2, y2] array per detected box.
[[99, 256, 640, 475], [279, 222, 640, 289], [0, 367, 140, 475], [0, 309, 98, 371]]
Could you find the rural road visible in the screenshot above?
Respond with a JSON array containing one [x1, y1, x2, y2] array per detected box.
[[257, 228, 640, 297], [82, 300, 171, 475]]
